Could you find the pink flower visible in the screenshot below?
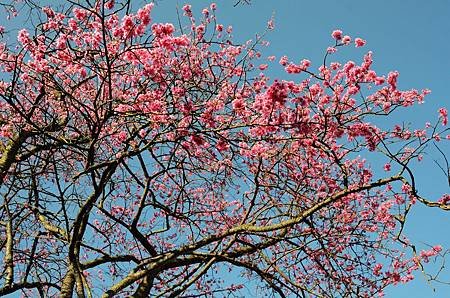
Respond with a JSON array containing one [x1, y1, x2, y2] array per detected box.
[[17, 29, 30, 45], [383, 163, 391, 171], [152, 23, 175, 37], [105, 0, 115, 10], [387, 71, 399, 89], [375, 76, 385, 85], [373, 263, 383, 276], [56, 34, 67, 49], [342, 35, 351, 45], [355, 37, 366, 47], [232, 98, 245, 110], [68, 19, 78, 30], [433, 245, 442, 253], [183, 4, 192, 17], [348, 85, 360, 95], [42, 6, 55, 18], [279, 55, 288, 66], [210, 3, 217, 10], [73, 8, 87, 20], [216, 139, 229, 152], [285, 63, 302, 74], [332, 29, 343, 40], [117, 131, 128, 142], [259, 64, 268, 70], [267, 18, 274, 30], [191, 134, 205, 146], [438, 108, 448, 126], [137, 4, 153, 25], [327, 47, 337, 54], [196, 24, 205, 36], [122, 15, 134, 30], [301, 59, 311, 68], [438, 194, 450, 204], [401, 183, 411, 193]]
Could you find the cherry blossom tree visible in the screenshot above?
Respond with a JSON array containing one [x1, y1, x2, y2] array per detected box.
[[0, 1, 449, 297]]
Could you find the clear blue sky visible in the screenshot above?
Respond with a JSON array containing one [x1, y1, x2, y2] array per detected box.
[[151, 1, 450, 297], [1, 0, 449, 297]]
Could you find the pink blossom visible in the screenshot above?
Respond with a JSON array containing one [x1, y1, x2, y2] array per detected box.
[[285, 63, 302, 74], [216, 139, 229, 152], [433, 245, 443, 253], [72, 7, 87, 20], [105, 0, 115, 10], [387, 71, 399, 89], [327, 47, 337, 54], [267, 18, 275, 30], [122, 15, 134, 30], [373, 263, 383, 276], [375, 76, 385, 85], [191, 134, 205, 146], [279, 55, 288, 66], [68, 19, 78, 31], [438, 108, 448, 126], [152, 23, 175, 37], [196, 24, 205, 37], [342, 35, 351, 45], [332, 29, 343, 40], [420, 247, 441, 263], [422, 88, 432, 95], [0, 8, 446, 296], [301, 59, 311, 68], [182, 4, 192, 17], [56, 34, 67, 49], [438, 194, 450, 204], [401, 183, 411, 193], [210, 3, 217, 10], [42, 6, 55, 18], [137, 3, 154, 25], [117, 131, 128, 142], [182, 4, 191, 12], [355, 37, 366, 47], [232, 98, 245, 110], [267, 80, 288, 104], [17, 29, 31, 45], [348, 85, 360, 95], [139, 129, 146, 138]]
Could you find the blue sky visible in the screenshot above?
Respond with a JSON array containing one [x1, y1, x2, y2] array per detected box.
[[1, 0, 449, 297], [151, 0, 450, 296]]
